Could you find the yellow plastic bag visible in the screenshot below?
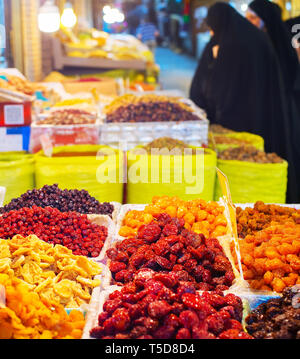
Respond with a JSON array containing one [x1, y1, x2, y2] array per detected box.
[[211, 132, 264, 153], [214, 159, 288, 203], [35, 145, 124, 203], [0, 153, 34, 205], [126, 147, 217, 204]]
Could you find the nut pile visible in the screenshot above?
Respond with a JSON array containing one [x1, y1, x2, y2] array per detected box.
[[36, 109, 97, 125], [0, 206, 108, 257], [0, 273, 85, 339], [90, 274, 251, 339], [119, 196, 228, 239], [218, 146, 283, 163], [246, 285, 300, 339], [0, 184, 114, 216], [236, 201, 300, 238], [108, 213, 235, 291], [232, 223, 300, 292], [0, 235, 102, 308]]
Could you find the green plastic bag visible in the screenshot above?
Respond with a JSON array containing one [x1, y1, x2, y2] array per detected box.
[[0, 152, 34, 205], [214, 159, 288, 203], [126, 147, 217, 204], [35, 145, 124, 203], [210, 131, 264, 152]]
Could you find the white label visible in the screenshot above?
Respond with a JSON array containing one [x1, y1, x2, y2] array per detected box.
[[4, 105, 24, 125], [0, 129, 23, 151]]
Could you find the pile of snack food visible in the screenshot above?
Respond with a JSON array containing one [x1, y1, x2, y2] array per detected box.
[[108, 213, 234, 291], [0, 184, 114, 216], [232, 202, 300, 293], [119, 196, 228, 238], [36, 109, 98, 126], [218, 145, 283, 163], [59, 28, 154, 62], [0, 73, 44, 96], [1, 189, 300, 340], [104, 94, 202, 123]]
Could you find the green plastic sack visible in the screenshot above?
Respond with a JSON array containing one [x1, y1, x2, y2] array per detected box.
[[0, 152, 35, 205], [35, 145, 124, 203], [210, 132, 264, 152], [214, 159, 288, 203], [126, 147, 217, 204]]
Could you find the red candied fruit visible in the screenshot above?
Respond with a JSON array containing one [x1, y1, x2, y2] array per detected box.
[[0, 206, 107, 257], [90, 275, 252, 339]]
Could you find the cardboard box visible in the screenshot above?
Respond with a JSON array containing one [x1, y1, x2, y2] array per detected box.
[[0, 126, 31, 152], [62, 78, 118, 96]]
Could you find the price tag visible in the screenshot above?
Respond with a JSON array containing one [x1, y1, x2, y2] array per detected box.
[[216, 168, 238, 237], [216, 168, 244, 280], [40, 134, 53, 157]]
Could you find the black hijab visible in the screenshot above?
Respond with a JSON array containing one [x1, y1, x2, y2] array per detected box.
[[249, 0, 299, 92], [189, 2, 298, 202], [190, 3, 287, 155]]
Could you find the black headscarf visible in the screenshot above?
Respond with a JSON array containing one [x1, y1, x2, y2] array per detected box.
[[189, 2, 298, 202], [249, 0, 299, 92]]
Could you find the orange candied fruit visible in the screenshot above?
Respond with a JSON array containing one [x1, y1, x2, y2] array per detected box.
[[231, 222, 300, 293], [119, 196, 228, 238]]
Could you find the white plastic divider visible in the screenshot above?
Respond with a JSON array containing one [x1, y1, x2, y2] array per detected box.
[[0, 187, 6, 207], [87, 214, 116, 263], [82, 285, 121, 339]]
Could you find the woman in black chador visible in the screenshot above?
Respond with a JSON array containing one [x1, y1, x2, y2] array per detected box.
[[247, 0, 300, 202], [190, 2, 298, 202]]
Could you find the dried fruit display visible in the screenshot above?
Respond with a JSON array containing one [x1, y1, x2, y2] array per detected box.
[[0, 206, 108, 258], [108, 213, 235, 291], [0, 273, 85, 339], [232, 223, 300, 292], [246, 285, 300, 339], [218, 146, 283, 163], [210, 124, 233, 134], [90, 274, 252, 339], [0, 184, 114, 216], [132, 137, 208, 155], [104, 94, 201, 123], [119, 196, 228, 239], [104, 94, 194, 115], [236, 201, 300, 238], [0, 235, 102, 308], [36, 109, 98, 125]]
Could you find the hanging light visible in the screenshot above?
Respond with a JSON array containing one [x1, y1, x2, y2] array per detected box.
[[241, 3, 248, 12], [61, 2, 77, 28], [38, 0, 60, 33]]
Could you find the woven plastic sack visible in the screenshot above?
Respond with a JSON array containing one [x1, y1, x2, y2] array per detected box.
[[214, 159, 288, 203], [211, 132, 264, 153], [35, 145, 124, 203], [126, 147, 217, 203], [0, 152, 34, 204]]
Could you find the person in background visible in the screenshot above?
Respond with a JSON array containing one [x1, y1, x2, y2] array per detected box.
[[136, 15, 159, 54], [189, 2, 298, 202], [247, 0, 300, 202]]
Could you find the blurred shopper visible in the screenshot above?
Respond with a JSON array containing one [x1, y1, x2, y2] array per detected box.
[[189, 2, 298, 202], [136, 15, 159, 54], [126, 0, 148, 35], [247, 0, 300, 202]]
